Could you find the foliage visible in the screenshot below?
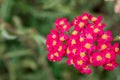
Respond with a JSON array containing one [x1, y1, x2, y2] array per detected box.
[[0, 0, 120, 80]]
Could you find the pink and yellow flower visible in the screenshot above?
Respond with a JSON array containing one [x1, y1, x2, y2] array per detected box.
[[55, 18, 71, 32], [90, 52, 105, 66], [46, 12, 120, 75], [103, 61, 118, 70]]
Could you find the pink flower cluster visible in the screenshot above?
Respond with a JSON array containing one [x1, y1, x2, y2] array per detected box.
[[46, 13, 120, 74]]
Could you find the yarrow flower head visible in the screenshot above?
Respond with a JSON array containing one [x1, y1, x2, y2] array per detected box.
[[46, 12, 120, 74]]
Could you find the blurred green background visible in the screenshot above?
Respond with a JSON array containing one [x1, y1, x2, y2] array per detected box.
[[0, 0, 120, 80]]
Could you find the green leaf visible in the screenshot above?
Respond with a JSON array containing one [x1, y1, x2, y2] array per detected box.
[[4, 49, 32, 59]]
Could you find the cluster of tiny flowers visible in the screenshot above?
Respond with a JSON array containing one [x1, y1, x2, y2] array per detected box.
[[46, 13, 120, 74]]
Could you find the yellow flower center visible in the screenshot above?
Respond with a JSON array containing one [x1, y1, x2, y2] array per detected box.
[[91, 17, 97, 22], [85, 43, 91, 49], [72, 49, 76, 54], [98, 23, 102, 27], [52, 34, 56, 39], [94, 28, 99, 33], [77, 60, 83, 65], [58, 46, 62, 51], [60, 36, 64, 41], [107, 63, 112, 66], [72, 30, 78, 35], [79, 37, 84, 42], [102, 34, 108, 40], [54, 52, 59, 57], [52, 40, 56, 46], [82, 16, 88, 20], [59, 21, 64, 25], [96, 55, 102, 61], [101, 44, 107, 50], [67, 48, 70, 54], [80, 52, 86, 57], [105, 53, 111, 59], [79, 22, 84, 28], [63, 25, 67, 29], [115, 48, 119, 52], [71, 39, 76, 45]]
